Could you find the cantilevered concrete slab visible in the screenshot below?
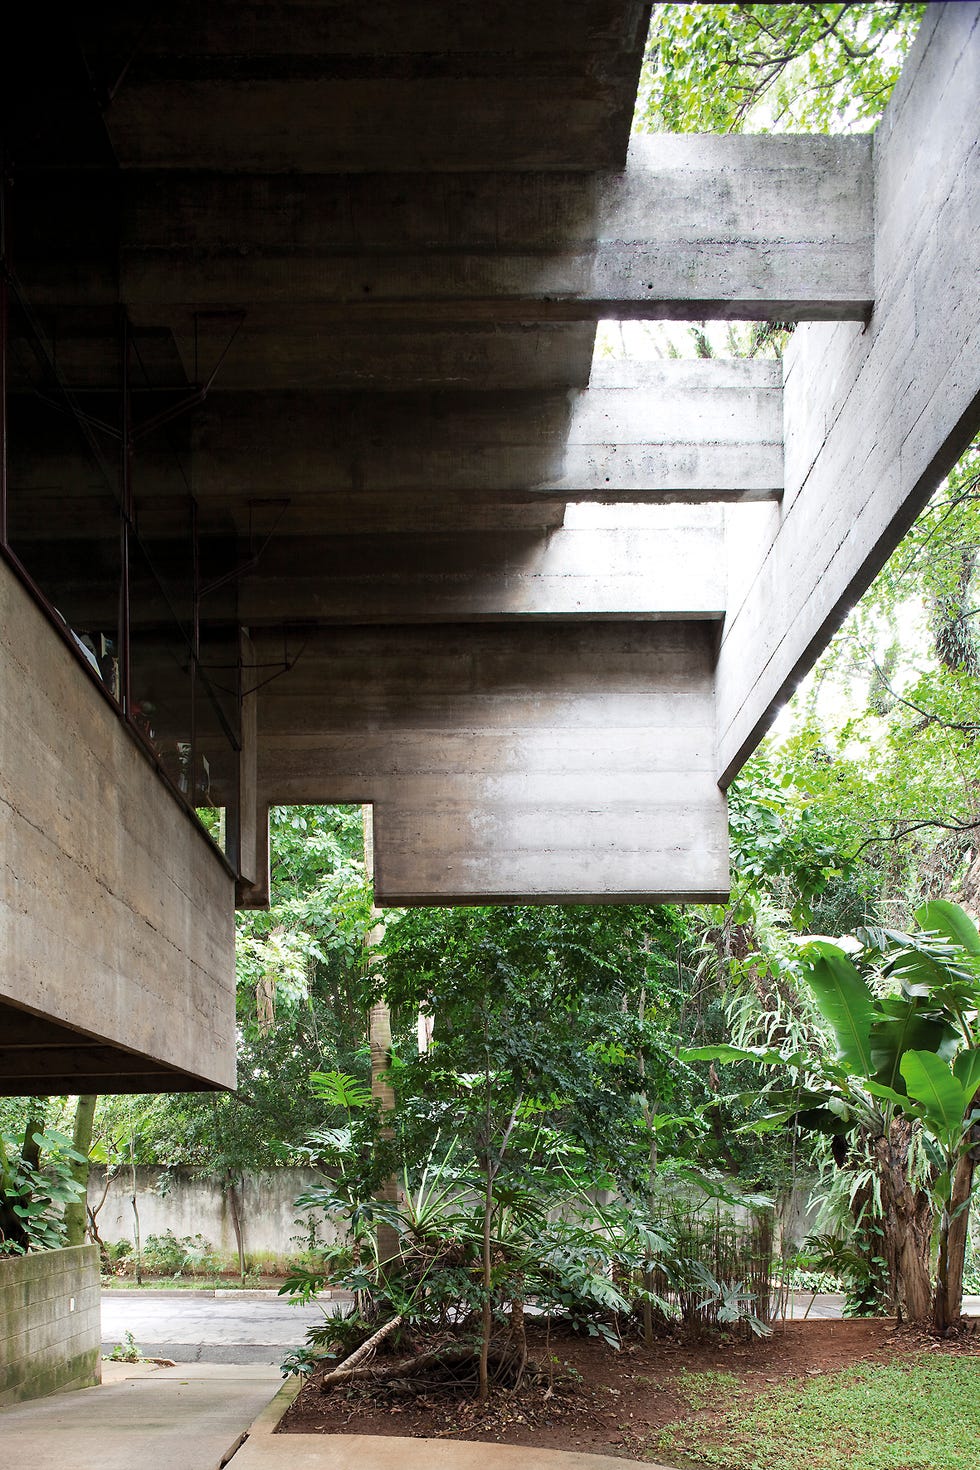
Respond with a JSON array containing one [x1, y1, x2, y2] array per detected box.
[[0, 559, 236, 1094]]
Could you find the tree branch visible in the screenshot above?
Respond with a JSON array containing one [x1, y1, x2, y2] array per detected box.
[[850, 818, 980, 860]]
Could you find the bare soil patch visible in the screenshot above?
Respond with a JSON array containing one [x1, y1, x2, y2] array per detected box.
[[277, 1317, 979, 1457]]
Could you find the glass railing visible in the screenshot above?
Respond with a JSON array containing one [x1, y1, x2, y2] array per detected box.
[[2, 275, 242, 872], [5, 293, 123, 700]]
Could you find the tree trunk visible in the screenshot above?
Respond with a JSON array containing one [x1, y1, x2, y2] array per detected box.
[[64, 1095, 97, 1247], [934, 1142, 976, 1332], [21, 1107, 45, 1171], [478, 1163, 493, 1406], [637, 983, 658, 1346], [510, 1288, 528, 1387], [875, 1122, 933, 1323], [363, 805, 401, 1272], [226, 1172, 247, 1282], [131, 1153, 142, 1286]]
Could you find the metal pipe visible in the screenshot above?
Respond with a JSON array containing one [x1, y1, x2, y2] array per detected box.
[[190, 496, 199, 804], [119, 309, 132, 716]]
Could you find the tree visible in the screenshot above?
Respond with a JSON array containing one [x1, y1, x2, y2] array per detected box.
[[636, 3, 924, 135], [63, 1095, 97, 1247]]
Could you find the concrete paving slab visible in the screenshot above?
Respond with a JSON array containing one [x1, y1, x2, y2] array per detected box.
[[0, 1361, 281, 1470], [233, 1381, 675, 1470]]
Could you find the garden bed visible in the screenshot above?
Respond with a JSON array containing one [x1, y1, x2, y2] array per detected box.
[[277, 1316, 980, 1467]]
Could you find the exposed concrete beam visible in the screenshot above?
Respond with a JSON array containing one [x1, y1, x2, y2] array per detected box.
[[6, 362, 782, 549], [76, 0, 650, 175], [190, 361, 781, 505], [11, 312, 598, 394], [716, 3, 980, 784], [21, 135, 871, 322], [254, 622, 729, 903], [19, 518, 726, 630], [237, 517, 726, 624]]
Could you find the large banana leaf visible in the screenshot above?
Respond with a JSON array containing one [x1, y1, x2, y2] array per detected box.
[[899, 1051, 969, 1140], [953, 1048, 980, 1105], [864, 1079, 913, 1113], [916, 899, 980, 959], [798, 941, 875, 1077], [872, 930, 978, 1009], [868, 998, 959, 1093]]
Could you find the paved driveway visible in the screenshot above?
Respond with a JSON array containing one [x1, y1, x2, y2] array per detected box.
[[101, 1289, 345, 1365]]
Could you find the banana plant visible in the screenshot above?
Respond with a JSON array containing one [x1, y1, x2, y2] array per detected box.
[[684, 900, 980, 1330]]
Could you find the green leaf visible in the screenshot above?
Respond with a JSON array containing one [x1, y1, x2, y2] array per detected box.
[[915, 900, 980, 959], [798, 941, 875, 1077], [863, 1079, 914, 1111], [953, 1048, 980, 1104], [309, 1071, 374, 1109], [869, 1001, 959, 1093], [680, 1043, 801, 1068], [899, 1051, 967, 1136]]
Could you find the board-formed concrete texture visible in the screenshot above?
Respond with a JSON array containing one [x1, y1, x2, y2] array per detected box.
[[0, 561, 236, 1092], [0, 1246, 101, 1405], [717, 4, 980, 781], [1, 5, 979, 1077], [255, 622, 729, 904]]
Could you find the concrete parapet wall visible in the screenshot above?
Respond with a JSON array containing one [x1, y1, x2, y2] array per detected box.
[[0, 558, 236, 1089], [0, 1245, 101, 1406], [88, 1168, 817, 1265]]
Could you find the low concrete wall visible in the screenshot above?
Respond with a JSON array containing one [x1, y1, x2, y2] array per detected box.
[[90, 1167, 817, 1268], [90, 1168, 340, 1263], [0, 1245, 101, 1406]]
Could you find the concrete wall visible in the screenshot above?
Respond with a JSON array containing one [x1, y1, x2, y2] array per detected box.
[[717, 2, 980, 782], [0, 558, 237, 1090], [90, 1168, 339, 1261], [89, 1168, 817, 1264], [257, 621, 730, 903], [0, 1245, 101, 1406]]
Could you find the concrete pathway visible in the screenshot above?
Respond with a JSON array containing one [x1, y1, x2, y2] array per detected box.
[[0, 1361, 281, 1470], [101, 1289, 344, 1365]]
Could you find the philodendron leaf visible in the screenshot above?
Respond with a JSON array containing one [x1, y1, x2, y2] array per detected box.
[[798, 941, 875, 1077], [915, 900, 980, 959], [953, 1048, 980, 1104], [899, 1051, 968, 1137]]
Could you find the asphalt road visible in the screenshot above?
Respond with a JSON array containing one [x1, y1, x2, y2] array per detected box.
[[101, 1290, 346, 1365]]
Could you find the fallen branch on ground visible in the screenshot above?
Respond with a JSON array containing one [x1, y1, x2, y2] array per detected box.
[[317, 1313, 404, 1389]]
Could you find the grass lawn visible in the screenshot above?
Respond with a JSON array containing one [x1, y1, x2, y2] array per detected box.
[[656, 1355, 979, 1470]]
